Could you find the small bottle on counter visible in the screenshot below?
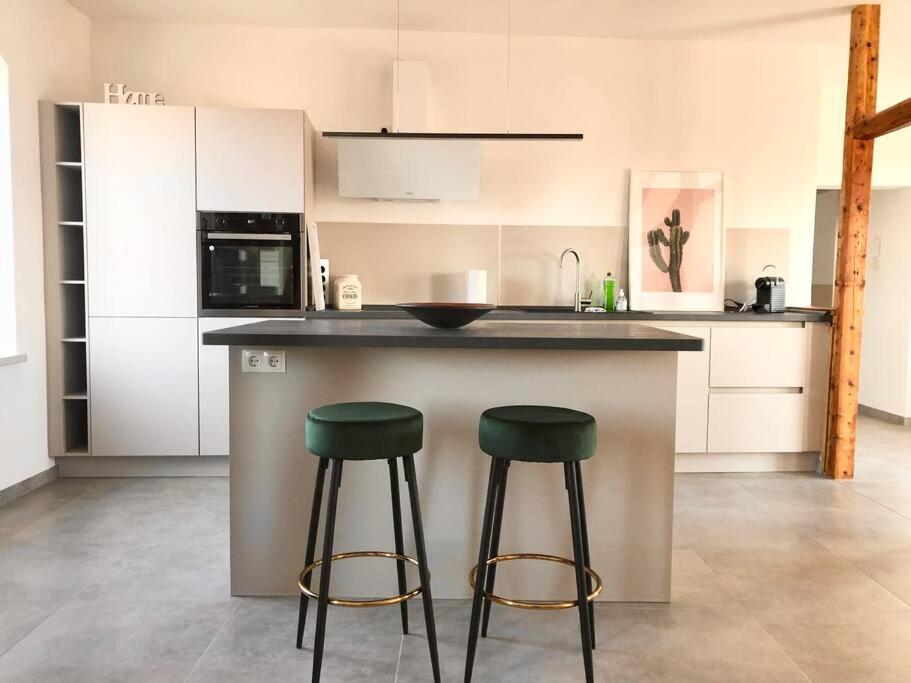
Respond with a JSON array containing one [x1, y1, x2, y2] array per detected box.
[[615, 289, 628, 312], [334, 275, 362, 311]]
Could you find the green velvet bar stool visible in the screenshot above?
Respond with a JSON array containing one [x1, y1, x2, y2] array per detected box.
[[465, 405, 600, 683], [296, 401, 440, 683]]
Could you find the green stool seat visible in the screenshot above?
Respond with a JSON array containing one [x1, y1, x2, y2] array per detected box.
[[478, 405, 596, 463], [306, 402, 423, 460]]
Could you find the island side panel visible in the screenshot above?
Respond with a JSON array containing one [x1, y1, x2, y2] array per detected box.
[[229, 346, 678, 602]]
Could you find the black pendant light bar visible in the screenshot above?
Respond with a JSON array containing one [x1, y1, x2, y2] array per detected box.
[[322, 131, 583, 140]]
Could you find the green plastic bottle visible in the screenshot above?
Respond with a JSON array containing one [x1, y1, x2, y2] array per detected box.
[[603, 272, 617, 311]]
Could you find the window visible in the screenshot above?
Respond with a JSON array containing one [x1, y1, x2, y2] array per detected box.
[[0, 54, 17, 359]]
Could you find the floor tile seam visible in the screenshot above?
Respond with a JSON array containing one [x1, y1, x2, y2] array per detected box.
[[832, 481, 911, 523], [0, 479, 115, 544], [751, 615, 814, 682], [393, 633, 405, 682], [182, 599, 240, 682], [826, 547, 911, 610], [0, 595, 75, 660], [687, 548, 755, 614]]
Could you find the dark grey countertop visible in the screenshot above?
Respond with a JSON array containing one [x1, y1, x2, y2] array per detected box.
[[305, 305, 831, 323], [202, 319, 704, 351]]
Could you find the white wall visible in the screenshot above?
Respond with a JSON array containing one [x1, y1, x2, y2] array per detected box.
[[0, 0, 91, 491], [89, 21, 823, 304], [859, 189, 911, 419], [816, 34, 911, 190]]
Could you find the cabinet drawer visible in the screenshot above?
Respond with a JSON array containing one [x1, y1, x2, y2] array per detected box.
[[710, 327, 807, 387], [707, 393, 806, 453]]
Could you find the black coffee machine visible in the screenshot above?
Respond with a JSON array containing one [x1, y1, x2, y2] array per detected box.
[[753, 264, 786, 313]]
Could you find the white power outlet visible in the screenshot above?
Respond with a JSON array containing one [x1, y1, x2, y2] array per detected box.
[[242, 350, 286, 373]]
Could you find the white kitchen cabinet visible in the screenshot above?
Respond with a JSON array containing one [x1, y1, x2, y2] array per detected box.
[[660, 326, 710, 453], [196, 107, 306, 213], [707, 393, 807, 453], [198, 317, 268, 456], [83, 104, 197, 317], [710, 326, 807, 388], [89, 317, 199, 456]]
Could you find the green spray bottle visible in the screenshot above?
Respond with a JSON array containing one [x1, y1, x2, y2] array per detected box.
[[603, 272, 617, 311]]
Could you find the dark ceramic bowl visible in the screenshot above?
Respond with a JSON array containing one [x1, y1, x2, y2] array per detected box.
[[397, 303, 496, 329]]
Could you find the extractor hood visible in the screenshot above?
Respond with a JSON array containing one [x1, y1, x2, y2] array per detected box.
[[328, 61, 583, 201], [335, 136, 482, 201]]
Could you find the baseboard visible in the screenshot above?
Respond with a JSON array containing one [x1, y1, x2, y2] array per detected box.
[[57, 456, 229, 477], [675, 452, 820, 473], [0, 465, 58, 505], [859, 404, 911, 427]]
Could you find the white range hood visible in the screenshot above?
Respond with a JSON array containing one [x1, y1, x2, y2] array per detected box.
[[329, 61, 581, 201], [336, 136, 481, 201]]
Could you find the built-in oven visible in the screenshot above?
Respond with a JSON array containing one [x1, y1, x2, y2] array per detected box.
[[197, 211, 305, 317]]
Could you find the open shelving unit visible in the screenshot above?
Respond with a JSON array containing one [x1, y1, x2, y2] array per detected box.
[[39, 102, 91, 456]]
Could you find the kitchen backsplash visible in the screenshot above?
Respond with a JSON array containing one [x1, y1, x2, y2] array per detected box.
[[317, 222, 789, 308]]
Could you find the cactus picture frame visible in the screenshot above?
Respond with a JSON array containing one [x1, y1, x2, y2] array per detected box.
[[628, 171, 724, 311]]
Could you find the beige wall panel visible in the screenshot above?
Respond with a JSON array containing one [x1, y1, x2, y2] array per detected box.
[[500, 225, 625, 307], [724, 228, 790, 304], [316, 222, 499, 304]]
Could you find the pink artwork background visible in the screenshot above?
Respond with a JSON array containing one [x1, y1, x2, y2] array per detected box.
[[640, 187, 715, 293]]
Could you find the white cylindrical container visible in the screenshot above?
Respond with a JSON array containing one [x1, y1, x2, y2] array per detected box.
[[334, 275, 362, 311], [466, 270, 488, 304]]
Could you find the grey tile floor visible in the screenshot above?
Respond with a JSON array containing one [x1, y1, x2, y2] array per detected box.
[[0, 415, 910, 681]]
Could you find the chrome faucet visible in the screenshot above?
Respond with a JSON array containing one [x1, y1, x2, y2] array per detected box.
[[559, 248, 582, 312]]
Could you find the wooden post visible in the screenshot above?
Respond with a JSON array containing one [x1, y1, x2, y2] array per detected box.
[[823, 5, 880, 479]]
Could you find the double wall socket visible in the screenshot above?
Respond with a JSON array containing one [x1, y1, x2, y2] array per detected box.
[[242, 350, 286, 373]]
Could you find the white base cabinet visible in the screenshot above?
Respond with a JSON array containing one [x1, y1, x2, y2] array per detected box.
[[89, 317, 199, 456], [661, 326, 711, 453], [198, 318, 268, 456]]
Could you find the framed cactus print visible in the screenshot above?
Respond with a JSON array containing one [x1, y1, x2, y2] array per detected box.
[[628, 171, 724, 311]]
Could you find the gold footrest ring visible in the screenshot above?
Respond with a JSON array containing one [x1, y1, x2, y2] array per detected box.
[[298, 550, 427, 608], [468, 553, 603, 610]]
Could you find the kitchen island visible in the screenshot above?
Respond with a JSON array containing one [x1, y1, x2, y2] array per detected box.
[[203, 319, 702, 602]]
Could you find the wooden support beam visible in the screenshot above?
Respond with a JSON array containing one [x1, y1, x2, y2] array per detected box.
[[854, 96, 911, 139], [824, 4, 880, 479]]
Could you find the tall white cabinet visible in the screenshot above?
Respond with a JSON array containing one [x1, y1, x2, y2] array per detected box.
[[43, 102, 316, 463], [82, 104, 199, 456], [83, 104, 197, 317]]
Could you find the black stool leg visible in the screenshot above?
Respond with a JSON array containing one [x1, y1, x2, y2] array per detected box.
[[297, 458, 330, 649], [481, 460, 510, 638], [574, 460, 595, 650], [387, 458, 409, 635], [312, 459, 343, 683], [403, 454, 441, 683], [465, 458, 502, 683], [566, 462, 594, 683]]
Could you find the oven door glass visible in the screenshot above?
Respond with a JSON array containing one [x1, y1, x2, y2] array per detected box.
[[201, 234, 300, 310]]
